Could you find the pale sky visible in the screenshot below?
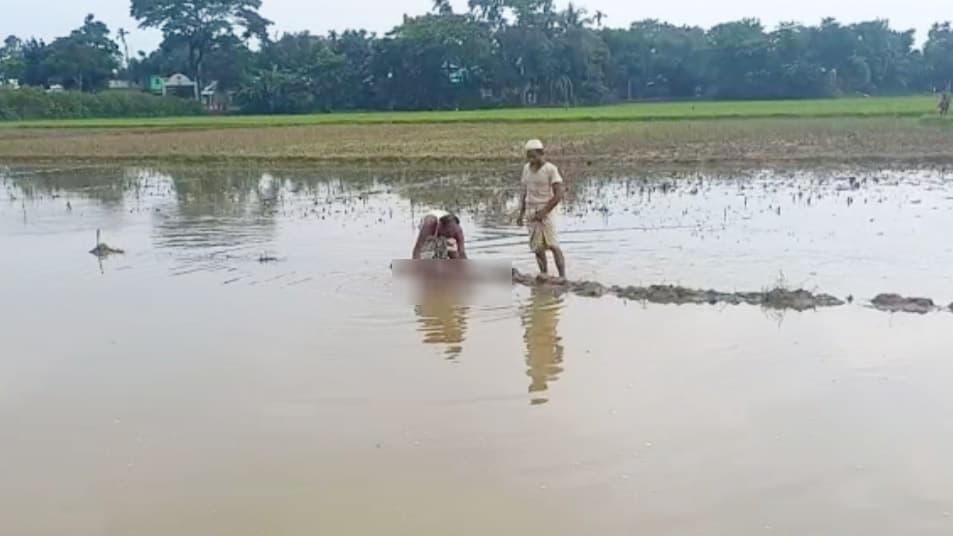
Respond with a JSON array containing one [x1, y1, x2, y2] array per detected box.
[[3, 0, 948, 54]]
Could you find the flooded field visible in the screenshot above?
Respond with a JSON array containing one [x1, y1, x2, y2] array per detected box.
[[3, 163, 953, 535]]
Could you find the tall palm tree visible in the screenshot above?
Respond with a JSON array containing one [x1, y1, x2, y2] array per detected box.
[[562, 3, 592, 29], [117, 28, 131, 73], [468, 0, 504, 26], [594, 10, 607, 28], [432, 0, 453, 15]]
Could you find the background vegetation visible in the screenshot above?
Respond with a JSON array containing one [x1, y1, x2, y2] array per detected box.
[[0, 96, 934, 128], [3, 117, 950, 166], [0, 87, 202, 120], [2, 0, 953, 118]]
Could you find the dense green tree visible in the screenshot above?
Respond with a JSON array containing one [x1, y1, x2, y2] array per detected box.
[[235, 65, 313, 113], [468, 0, 506, 28], [552, 26, 609, 103], [18, 39, 51, 87], [432, 0, 453, 16], [43, 15, 121, 91], [850, 20, 917, 93], [329, 30, 377, 109], [239, 32, 349, 113], [707, 19, 775, 99], [768, 23, 832, 98], [203, 35, 254, 90], [0, 36, 24, 82], [603, 21, 707, 99], [128, 37, 190, 85], [130, 0, 271, 98], [923, 22, 953, 90], [128, 33, 252, 91], [372, 13, 495, 110]]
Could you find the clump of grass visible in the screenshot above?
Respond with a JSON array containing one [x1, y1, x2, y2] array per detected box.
[[763, 270, 790, 293]]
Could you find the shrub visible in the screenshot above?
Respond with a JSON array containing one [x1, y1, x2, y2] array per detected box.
[[0, 88, 204, 120]]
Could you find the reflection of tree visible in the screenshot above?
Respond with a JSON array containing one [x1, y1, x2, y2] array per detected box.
[[413, 283, 470, 360], [161, 165, 267, 209], [395, 169, 617, 228], [149, 166, 282, 253], [4, 163, 657, 261], [5, 165, 132, 207], [3, 163, 620, 232], [400, 173, 514, 225], [520, 287, 565, 406]]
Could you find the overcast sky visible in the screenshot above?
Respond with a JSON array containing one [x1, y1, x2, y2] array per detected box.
[[3, 0, 948, 54]]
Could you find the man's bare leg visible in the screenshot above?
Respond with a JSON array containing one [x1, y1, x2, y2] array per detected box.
[[551, 246, 566, 280], [535, 250, 548, 276]]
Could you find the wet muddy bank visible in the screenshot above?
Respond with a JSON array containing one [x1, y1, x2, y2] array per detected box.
[[870, 294, 951, 315], [512, 270, 953, 315]]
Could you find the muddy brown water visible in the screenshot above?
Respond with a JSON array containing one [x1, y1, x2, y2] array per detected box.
[[3, 163, 953, 535]]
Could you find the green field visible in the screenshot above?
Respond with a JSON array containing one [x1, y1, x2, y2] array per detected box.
[[0, 95, 938, 129], [2, 95, 950, 166]]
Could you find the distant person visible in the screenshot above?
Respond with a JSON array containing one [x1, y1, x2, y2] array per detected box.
[[412, 209, 467, 260], [940, 92, 950, 116], [517, 139, 567, 282]]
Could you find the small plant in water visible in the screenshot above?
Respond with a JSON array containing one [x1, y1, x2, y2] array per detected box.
[[764, 270, 789, 293], [89, 229, 124, 258]]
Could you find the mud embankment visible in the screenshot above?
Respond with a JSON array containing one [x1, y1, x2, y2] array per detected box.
[[870, 294, 941, 315], [512, 269, 953, 314]]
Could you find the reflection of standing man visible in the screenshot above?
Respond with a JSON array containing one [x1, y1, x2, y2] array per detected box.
[[517, 139, 567, 282], [521, 288, 565, 405]]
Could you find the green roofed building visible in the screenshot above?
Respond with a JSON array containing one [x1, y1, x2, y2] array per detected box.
[[147, 75, 164, 95]]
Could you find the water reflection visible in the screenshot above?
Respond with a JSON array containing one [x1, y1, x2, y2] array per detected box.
[[413, 284, 470, 360], [2, 164, 133, 206], [10, 163, 953, 535], [152, 169, 279, 253], [6, 163, 953, 301], [521, 288, 565, 406]]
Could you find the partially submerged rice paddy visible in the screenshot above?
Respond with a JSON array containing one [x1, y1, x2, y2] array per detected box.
[[1, 116, 953, 167], [6, 163, 953, 535]]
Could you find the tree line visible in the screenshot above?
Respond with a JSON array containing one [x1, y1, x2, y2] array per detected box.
[[3, 0, 953, 115]]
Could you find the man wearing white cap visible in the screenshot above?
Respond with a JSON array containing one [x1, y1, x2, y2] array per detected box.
[[517, 139, 566, 282]]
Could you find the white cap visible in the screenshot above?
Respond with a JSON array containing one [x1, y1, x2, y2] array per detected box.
[[525, 139, 544, 151]]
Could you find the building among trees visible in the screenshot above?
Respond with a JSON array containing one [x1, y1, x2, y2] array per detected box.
[[4, 1, 953, 116]]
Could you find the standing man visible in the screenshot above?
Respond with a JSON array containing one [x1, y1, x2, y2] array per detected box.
[[517, 139, 566, 282]]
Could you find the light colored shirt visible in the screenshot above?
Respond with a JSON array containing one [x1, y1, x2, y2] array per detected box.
[[522, 162, 563, 211], [426, 209, 449, 220]]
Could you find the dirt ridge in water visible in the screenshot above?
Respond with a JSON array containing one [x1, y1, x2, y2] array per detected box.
[[512, 270, 951, 314], [870, 294, 937, 315]]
